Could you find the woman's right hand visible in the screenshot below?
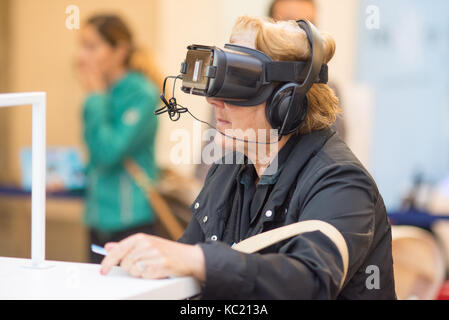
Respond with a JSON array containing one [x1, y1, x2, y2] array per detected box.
[[100, 233, 206, 282], [78, 62, 106, 93]]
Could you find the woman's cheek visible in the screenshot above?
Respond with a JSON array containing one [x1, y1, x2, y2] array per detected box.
[[231, 110, 252, 131]]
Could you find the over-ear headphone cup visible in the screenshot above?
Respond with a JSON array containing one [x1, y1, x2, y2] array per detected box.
[[286, 95, 309, 133], [298, 95, 309, 123], [266, 86, 293, 129], [276, 95, 292, 127], [266, 85, 309, 135]]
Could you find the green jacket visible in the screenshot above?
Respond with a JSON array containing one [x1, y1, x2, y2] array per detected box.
[[83, 71, 159, 232]]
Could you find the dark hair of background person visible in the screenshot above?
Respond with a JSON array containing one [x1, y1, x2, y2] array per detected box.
[[268, 0, 316, 20], [87, 14, 164, 90]]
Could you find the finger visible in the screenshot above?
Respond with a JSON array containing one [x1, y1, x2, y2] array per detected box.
[[128, 261, 144, 278], [105, 242, 118, 251], [128, 258, 162, 278], [140, 258, 171, 279], [101, 235, 142, 274], [120, 244, 156, 272], [124, 251, 164, 278]]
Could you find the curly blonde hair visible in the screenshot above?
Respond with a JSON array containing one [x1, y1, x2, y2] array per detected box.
[[230, 16, 340, 134]]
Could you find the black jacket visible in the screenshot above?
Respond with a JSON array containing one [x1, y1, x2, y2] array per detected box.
[[178, 128, 396, 299]]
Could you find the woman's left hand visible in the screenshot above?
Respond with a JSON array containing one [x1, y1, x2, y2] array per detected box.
[[100, 233, 206, 282]]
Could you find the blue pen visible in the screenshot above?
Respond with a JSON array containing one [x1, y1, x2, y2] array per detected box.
[[91, 244, 107, 256]]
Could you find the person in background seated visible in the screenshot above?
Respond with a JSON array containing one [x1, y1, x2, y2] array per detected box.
[[77, 14, 162, 263]]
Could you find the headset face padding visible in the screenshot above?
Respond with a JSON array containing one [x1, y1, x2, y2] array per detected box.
[[266, 19, 325, 136]]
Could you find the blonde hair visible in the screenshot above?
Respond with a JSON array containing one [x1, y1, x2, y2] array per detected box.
[[230, 16, 340, 134]]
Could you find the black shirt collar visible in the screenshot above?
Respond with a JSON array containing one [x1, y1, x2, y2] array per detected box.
[[238, 132, 302, 187]]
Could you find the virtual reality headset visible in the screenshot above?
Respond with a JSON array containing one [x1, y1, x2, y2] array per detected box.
[[179, 29, 328, 106], [156, 20, 328, 136]]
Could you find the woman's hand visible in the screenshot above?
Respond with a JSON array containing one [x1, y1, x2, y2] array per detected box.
[[77, 62, 106, 93], [100, 233, 206, 282]]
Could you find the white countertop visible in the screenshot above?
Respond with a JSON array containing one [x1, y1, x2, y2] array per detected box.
[[0, 257, 201, 300]]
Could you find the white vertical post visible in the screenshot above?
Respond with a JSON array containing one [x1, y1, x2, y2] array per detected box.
[[0, 92, 47, 268], [31, 93, 46, 267]]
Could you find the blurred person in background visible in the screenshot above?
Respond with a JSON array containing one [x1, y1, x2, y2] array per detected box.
[[269, 0, 317, 23], [77, 14, 162, 263], [269, 0, 346, 140]]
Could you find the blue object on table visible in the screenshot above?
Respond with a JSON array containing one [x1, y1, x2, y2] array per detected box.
[[388, 209, 449, 229], [20, 147, 86, 191], [0, 185, 84, 199], [91, 244, 107, 256]]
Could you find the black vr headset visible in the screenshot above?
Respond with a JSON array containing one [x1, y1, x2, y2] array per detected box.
[[158, 19, 327, 137]]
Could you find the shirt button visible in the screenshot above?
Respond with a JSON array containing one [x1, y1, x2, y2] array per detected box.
[[203, 216, 208, 223], [194, 202, 200, 209], [265, 210, 273, 218], [211, 235, 218, 241]]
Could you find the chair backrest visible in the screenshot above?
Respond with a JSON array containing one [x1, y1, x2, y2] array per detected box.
[[391, 226, 446, 300]]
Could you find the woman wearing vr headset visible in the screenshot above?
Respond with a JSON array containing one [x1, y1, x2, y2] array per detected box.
[[100, 16, 396, 300]]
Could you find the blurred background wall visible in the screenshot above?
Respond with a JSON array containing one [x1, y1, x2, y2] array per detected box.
[[0, 0, 10, 183], [356, 0, 449, 208]]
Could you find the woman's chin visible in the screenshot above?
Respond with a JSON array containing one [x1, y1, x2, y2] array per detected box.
[[214, 131, 235, 150]]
